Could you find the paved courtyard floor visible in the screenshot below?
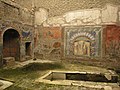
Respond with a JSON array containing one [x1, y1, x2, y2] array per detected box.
[[0, 59, 119, 90]]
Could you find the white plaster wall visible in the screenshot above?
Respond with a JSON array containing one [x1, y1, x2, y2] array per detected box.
[[35, 4, 119, 26], [101, 4, 118, 24], [63, 9, 101, 24], [47, 16, 65, 25], [21, 8, 33, 25], [35, 8, 48, 25]]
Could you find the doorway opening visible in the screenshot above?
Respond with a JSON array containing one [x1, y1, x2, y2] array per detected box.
[[3, 29, 20, 61], [25, 42, 31, 56]]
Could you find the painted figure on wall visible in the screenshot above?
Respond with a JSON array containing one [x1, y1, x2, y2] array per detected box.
[[22, 30, 32, 41], [64, 26, 102, 57], [73, 40, 90, 56]]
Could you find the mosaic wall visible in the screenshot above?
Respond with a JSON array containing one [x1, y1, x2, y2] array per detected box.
[[64, 26, 102, 58]]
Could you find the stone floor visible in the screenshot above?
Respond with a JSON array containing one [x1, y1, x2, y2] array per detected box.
[[5, 59, 53, 69], [2, 59, 120, 90]]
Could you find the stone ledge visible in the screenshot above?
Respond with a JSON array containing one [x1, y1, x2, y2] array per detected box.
[[0, 80, 13, 90], [36, 70, 119, 89], [3, 57, 15, 67]]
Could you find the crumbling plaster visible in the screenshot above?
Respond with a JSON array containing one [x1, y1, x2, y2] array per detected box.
[[35, 4, 120, 27]]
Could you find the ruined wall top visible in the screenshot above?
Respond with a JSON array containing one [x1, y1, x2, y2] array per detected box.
[[35, 0, 120, 17], [35, 4, 120, 26]]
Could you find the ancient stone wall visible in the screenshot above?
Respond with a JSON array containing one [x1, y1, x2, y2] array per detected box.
[[0, 0, 34, 65], [0, 0, 34, 25]]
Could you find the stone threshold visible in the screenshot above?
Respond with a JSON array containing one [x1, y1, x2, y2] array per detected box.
[[0, 80, 13, 90]]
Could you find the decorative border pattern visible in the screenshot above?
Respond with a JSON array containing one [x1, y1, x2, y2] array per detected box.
[[64, 26, 102, 58]]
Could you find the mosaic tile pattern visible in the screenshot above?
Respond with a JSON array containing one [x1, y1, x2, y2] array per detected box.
[[64, 26, 102, 58]]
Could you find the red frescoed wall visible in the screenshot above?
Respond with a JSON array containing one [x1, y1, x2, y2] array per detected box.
[[105, 25, 120, 58], [35, 27, 62, 59], [43, 27, 61, 39], [42, 27, 62, 49], [105, 25, 120, 45]]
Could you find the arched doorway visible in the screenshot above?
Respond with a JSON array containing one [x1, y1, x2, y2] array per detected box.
[[3, 29, 20, 61]]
